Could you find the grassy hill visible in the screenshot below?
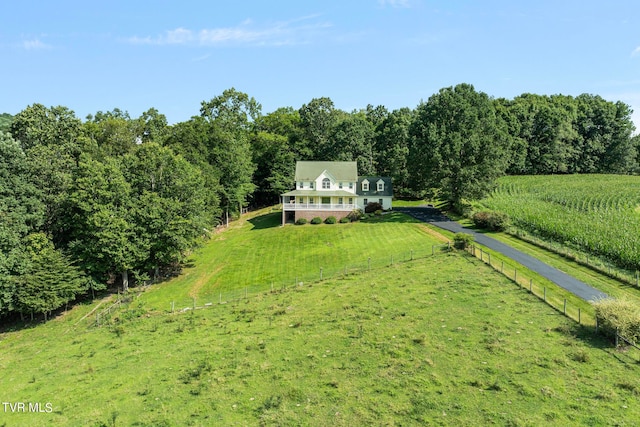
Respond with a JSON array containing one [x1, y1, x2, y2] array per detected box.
[[140, 209, 447, 310], [1, 209, 640, 425]]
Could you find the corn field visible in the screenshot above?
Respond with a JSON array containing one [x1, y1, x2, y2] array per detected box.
[[480, 174, 640, 270]]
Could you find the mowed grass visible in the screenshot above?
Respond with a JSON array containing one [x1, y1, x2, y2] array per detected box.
[[1, 252, 639, 426], [141, 209, 447, 310]]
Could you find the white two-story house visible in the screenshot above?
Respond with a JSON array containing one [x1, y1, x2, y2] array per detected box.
[[281, 161, 393, 225]]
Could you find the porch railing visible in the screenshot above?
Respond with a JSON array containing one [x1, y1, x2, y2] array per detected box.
[[283, 203, 358, 211]]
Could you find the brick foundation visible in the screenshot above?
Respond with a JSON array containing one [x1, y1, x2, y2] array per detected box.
[[294, 210, 350, 223]]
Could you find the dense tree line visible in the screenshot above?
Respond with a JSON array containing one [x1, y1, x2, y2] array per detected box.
[[1, 84, 638, 320]]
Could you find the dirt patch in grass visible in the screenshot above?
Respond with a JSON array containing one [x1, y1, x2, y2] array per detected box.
[[188, 264, 224, 299], [417, 224, 450, 242]]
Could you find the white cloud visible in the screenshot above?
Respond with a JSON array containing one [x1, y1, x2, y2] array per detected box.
[[21, 39, 52, 50], [632, 46, 640, 57], [126, 16, 331, 47]]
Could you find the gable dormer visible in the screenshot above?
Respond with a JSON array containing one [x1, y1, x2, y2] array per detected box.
[[376, 179, 385, 192], [361, 179, 370, 192]]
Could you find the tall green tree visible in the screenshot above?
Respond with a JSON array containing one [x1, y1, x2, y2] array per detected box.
[[575, 95, 636, 173], [68, 156, 144, 291], [250, 131, 295, 206], [298, 97, 341, 160], [0, 132, 44, 316], [13, 233, 87, 321], [10, 104, 83, 243], [164, 117, 222, 225], [329, 112, 377, 175], [10, 104, 82, 153], [507, 94, 579, 174], [409, 84, 509, 209], [375, 107, 414, 196], [123, 143, 208, 278], [200, 88, 258, 215]]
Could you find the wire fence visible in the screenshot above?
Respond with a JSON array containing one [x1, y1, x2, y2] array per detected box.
[[465, 244, 597, 328], [509, 230, 640, 287], [158, 243, 454, 315]]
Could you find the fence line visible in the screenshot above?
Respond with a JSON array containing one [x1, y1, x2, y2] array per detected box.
[[466, 244, 597, 328], [91, 292, 135, 327], [509, 230, 640, 287], [162, 243, 452, 315]]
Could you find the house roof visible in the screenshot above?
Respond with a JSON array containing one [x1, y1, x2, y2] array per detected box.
[[295, 161, 358, 182], [357, 176, 393, 197]]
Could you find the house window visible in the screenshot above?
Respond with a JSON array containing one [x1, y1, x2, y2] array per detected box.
[[309, 197, 314, 204], [321, 197, 330, 205], [349, 182, 353, 189], [377, 181, 384, 192], [363, 198, 368, 205], [348, 197, 353, 205], [339, 182, 343, 189], [322, 178, 330, 189], [310, 182, 314, 189], [298, 182, 303, 189], [379, 199, 383, 205], [362, 181, 369, 191], [338, 197, 343, 205]]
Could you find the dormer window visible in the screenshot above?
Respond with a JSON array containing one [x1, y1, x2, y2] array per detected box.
[[377, 181, 384, 192], [362, 180, 369, 191], [322, 178, 330, 189]]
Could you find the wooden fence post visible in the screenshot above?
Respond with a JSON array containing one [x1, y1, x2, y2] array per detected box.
[[543, 288, 546, 302], [563, 299, 567, 315], [578, 308, 581, 325]]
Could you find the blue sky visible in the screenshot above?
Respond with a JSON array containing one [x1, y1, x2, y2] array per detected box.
[[2, 0, 640, 130]]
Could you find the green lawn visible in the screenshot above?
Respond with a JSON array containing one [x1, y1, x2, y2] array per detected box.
[[2, 250, 639, 426], [140, 209, 448, 310], [3, 209, 640, 425]]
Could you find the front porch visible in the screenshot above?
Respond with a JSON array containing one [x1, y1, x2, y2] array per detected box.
[[281, 190, 361, 225]]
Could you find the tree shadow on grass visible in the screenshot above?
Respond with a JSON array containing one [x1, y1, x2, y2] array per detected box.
[[248, 212, 282, 230]]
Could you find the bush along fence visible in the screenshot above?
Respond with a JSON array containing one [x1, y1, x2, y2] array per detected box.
[[465, 244, 597, 328], [163, 243, 453, 315]]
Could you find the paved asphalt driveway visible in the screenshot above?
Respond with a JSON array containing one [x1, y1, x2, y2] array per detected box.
[[396, 207, 608, 302]]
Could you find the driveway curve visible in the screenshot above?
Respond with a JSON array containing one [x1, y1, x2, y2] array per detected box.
[[396, 206, 608, 302]]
